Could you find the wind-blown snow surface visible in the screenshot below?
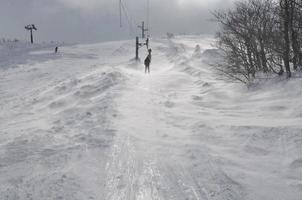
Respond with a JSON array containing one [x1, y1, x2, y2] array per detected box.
[[1, 36, 302, 200]]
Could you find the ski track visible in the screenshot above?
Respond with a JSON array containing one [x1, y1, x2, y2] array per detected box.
[[1, 36, 302, 200]]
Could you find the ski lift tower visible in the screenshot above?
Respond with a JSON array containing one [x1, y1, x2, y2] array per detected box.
[[25, 24, 37, 44]]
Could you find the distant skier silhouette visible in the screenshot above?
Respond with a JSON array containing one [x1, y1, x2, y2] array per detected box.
[[55, 47, 58, 53], [144, 49, 152, 74]]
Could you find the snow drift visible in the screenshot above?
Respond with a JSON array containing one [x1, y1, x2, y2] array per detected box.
[[1, 36, 302, 200]]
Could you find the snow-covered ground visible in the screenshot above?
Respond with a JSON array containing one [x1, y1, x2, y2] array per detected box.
[[1, 35, 302, 200]]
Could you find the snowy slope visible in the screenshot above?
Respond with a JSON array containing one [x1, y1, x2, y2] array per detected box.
[[0, 36, 302, 200]]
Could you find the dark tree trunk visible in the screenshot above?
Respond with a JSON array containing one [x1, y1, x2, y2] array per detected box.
[[259, 40, 268, 72], [289, 0, 300, 70], [281, 0, 292, 78], [246, 40, 256, 78]]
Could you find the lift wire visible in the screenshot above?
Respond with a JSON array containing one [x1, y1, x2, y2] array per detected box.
[[119, 0, 122, 27], [119, 0, 151, 37], [121, 3, 135, 35], [119, 0, 137, 36], [146, 0, 150, 37]]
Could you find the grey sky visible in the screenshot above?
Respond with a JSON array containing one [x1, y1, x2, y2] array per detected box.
[[0, 0, 233, 43]]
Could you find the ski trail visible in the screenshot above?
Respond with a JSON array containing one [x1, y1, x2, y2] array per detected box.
[[105, 72, 165, 200], [104, 43, 244, 199]]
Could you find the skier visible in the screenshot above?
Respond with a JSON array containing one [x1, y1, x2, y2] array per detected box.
[[55, 47, 58, 53], [144, 49, 152, 74]]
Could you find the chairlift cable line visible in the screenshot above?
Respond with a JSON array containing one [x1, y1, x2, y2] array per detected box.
[[119, 0, 123, 27], [119, 0, 150, 37], [119, 0, 137, 36], [147, 0, 150, 37], [121, 1, 135, 35], [122, 1, 138, 27]]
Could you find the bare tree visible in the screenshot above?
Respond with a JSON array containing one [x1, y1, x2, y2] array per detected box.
[[213, 0, 302, 83], [213, 0, 281, 83]]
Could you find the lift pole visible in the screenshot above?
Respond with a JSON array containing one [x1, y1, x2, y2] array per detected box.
[[147, 0, 150, 37], [25, 24, 37, 44], [138, 21, 148, 39], [136, 37, 139, 61]]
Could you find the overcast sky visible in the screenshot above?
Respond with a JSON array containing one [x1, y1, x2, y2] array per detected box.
[[0, 0, 234, 43]]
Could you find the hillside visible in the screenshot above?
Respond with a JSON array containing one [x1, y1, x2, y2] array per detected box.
[[0, 35, 302, 200]]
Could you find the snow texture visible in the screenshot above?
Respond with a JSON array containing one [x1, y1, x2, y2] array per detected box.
[[0, 35, 302, 200]]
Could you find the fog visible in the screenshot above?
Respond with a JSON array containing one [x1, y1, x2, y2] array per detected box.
[[0, 0, 234, 43]]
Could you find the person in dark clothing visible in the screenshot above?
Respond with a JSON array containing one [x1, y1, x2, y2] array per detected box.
[[144, 49, 152, 74], [55, 47, 58, 53]]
